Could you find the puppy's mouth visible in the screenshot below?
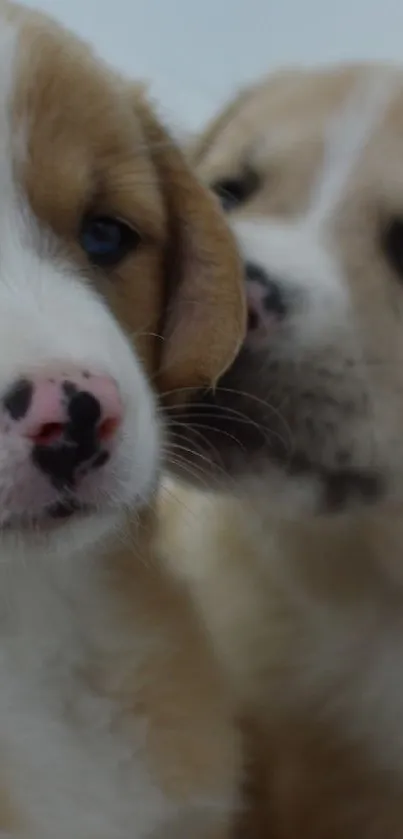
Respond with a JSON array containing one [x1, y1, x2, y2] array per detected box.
[[1, 498, 94, 533]]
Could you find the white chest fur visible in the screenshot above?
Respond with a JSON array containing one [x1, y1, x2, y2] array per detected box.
[[0, 554, 181, 839]]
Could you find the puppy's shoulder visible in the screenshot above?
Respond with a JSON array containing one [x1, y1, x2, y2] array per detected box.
[[157, 478, 253, 579], [157, 479, 282, 700]]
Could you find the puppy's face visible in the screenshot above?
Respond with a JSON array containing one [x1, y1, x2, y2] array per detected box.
[[176, 65, 403, 515], [0, 1, 244, 555]]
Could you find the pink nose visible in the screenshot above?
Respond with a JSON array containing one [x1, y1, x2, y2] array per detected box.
[[2, 368, 122, 488]]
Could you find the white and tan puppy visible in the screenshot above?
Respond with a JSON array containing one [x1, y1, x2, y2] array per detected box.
[[0, 2, 246, 837], [160, 65, 403, 837]]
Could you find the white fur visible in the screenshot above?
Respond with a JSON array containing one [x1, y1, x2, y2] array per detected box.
[[307, 70, 399, 226], [0, 14, 182, 838], [0, 555, 176, 839], [233, 217, 349, 351]]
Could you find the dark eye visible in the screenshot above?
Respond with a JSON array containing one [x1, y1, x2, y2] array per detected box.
[[383, 218, 403, 278], [211, 169, 260, 212], [79, 216, 141, 267]]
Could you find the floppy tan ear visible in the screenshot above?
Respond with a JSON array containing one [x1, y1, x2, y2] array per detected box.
[[135, 95, 246, 399]]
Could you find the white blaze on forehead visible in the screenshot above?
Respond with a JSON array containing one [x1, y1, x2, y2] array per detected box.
[[306, 69, 401, 228]]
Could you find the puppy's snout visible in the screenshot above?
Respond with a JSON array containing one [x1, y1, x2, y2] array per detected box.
[[3, 369, 122, 489], [245, 261, 286, 338]]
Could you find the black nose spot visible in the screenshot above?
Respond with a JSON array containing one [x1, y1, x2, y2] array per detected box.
[[4, 379, 33, 420], [33, 388, 103, 491], [93, 450, 110, 470], [67, 390, 101, 431], [245, 262, 286, 318], [247, 309, 259, 331]]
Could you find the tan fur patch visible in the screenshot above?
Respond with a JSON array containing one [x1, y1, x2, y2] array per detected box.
[[9, 7, 245, 388]]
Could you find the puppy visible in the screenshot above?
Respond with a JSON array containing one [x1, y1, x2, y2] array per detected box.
[[160, 65, 403, 837], [0, 2, 246, 837]]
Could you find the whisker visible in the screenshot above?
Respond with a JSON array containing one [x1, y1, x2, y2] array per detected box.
[[159, 385, 293, 444], [168, 425, 229, 466], [172, 404, 289, 452], [162, 444, 231, 488], [170, 421, 247, 454], [163, 435, 246, 494], [163, 454, 216, 492]]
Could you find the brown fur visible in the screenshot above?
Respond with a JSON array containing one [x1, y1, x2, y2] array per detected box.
[[12, 5, 244, 389]]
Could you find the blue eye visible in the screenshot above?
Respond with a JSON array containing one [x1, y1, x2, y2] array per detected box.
[[80, 216, 141, 267]]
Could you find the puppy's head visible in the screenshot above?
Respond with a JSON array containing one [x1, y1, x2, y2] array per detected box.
[[0, 1, 244, 554], [173, 64, 403, 516]]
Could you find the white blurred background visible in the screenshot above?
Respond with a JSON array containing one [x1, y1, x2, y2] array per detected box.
[[20, 0, 403, 134]]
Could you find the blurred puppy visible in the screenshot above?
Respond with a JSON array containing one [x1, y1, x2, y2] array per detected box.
[[0, 2, 246, 836], [160, 65, 403, 837]]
